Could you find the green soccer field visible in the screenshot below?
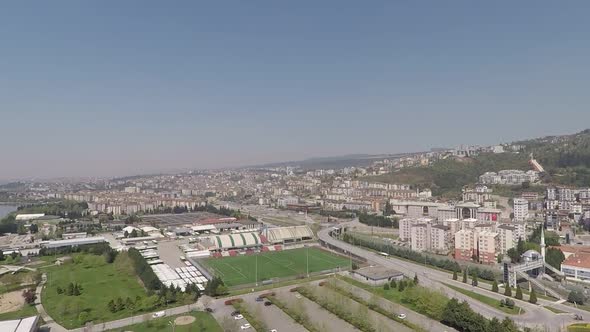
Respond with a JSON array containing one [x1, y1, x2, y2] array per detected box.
[[201, 247, 350, 286]]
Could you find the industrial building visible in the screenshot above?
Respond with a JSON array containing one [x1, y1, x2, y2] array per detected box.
[[41, 236, 106, 249]]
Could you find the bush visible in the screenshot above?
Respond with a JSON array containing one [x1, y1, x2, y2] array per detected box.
[[515, 286, 523, 300], [529, 289, 537, 304], [383, 283, 390, 290], [491, 280, 498, 293], [568, 290, 586, 305]]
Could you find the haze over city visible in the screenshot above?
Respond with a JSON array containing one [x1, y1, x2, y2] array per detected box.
[[2, 1, 590, 180]]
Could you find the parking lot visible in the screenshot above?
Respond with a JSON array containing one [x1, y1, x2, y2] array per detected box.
[[241, 292, 307, 332]]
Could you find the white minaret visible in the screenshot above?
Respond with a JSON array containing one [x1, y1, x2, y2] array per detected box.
[[540, 226, 546, 262]]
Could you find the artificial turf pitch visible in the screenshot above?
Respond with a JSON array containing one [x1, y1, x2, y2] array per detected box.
[[201, 247, 350, 286]]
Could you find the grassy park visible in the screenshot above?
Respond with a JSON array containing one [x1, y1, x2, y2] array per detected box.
[[107, 312, 221, 332], [42, 252, 151, 328], [201, 247, 350, 286]]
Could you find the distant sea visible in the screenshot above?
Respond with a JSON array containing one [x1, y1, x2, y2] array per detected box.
[[0, 205, 18, 218]]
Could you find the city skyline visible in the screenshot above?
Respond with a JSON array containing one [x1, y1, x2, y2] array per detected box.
[[3, 2, 590, 180]]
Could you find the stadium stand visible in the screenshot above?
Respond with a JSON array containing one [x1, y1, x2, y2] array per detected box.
[[265, 225, 314, 244], [203, 232, 262, 250]]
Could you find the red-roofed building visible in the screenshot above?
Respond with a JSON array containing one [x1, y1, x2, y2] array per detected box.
[[561, 252, 590, 282]]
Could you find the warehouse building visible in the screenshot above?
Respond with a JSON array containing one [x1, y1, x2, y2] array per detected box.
[[41, 236, 106, 249]]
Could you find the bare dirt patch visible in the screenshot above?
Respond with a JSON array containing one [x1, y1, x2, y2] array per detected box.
[[174, 315, 196, 325], [0, 290, 25, 314]]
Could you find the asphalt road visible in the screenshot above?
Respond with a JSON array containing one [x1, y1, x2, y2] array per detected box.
[[240, 292, 308, 332], [318, 220, 584, 332]]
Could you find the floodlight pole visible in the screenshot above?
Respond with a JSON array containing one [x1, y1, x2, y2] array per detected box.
[[306, 246, 309, 278], [255, 254, 258, 286]]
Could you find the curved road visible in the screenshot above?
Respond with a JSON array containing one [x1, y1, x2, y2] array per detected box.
[[319, 221, 583, 332]]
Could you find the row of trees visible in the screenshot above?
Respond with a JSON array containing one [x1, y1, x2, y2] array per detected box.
[[56, 282, 83, 296], [357, 213, 399, 228], [342, 232, 498, 281], [128, 248, 162, 290], [442, 298, 522, 332], [38, 242, 112, 256], [203, 276, 228, 296]]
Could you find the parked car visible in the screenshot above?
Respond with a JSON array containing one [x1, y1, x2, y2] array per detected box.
[[264, 301, 272, 306], [397, 313, 406, 320], [231, 310, 241, 316], [152, 311, 166, 318], [234, 314, 244, 320], [240, 324, 251, 330], [205, 307, 214, 313], [270, 329, 278, 332], [256, 297, 263, 302], [295, 294, 302, 299]]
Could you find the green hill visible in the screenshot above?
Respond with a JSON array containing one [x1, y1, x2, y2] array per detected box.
[[366, 129, 590, 197]]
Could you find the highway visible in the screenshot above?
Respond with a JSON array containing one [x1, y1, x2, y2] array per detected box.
[[318, 220, 586, 332]]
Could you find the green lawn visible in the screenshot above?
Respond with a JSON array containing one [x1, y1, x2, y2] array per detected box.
[[443, 283, 522, 315], [0, 304, 38, 321], [42, 253, 150, 329], [544, 305, 568, 314], [569, 323, 590, 332], [201, 247, 350, 286], [107, 312, 221, 332]]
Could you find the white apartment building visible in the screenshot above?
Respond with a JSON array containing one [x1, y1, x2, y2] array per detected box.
[[399, 218, 433, 241], [478, 231, 499, 264], [410, 223, 430, 252], [454, 229, 475, 261], [430, 225, 451, 254], [496, 224, 517, 254], [513, 198, 529, 222]]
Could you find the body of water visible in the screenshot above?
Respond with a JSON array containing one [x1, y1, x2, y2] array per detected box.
[[0, 205, 18, 218]]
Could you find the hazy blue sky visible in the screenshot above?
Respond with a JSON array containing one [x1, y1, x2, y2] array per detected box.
[[2, 1, 590, 180]]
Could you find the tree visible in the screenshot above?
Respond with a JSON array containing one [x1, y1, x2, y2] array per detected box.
[[529, 289, 537, 304], [568, 290, 586, 305], [73, 283, 81, 296], [107, 300, 116, 313], [383, 283, 390, 290], [78, 311, 89, 324], [462, 270, 467, 283], [125, 297, 135, 311], [452, 271, 458, 280], [22, 288, 37, 304], [492, 280, 498, 293], [67, 282, 74, 296], [507, 248, 520, 263], [398, 280, 406, 292], [471, 273, 478, 286], [413, 273, 419, 285], [515, 285, 523, 300], [0, 250, 4, 261], [29, 224, 39, 233], [504, 285, 512, 297], [390, 279, 397, 288], [546, 248, 566, 270], [116, 297, 125, 311], [56, 286, 64, 294]]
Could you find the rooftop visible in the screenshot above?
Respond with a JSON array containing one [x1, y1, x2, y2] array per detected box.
[[352, 266, 404, 280]]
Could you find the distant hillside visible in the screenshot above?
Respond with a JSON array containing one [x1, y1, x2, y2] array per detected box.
[[365, 152, 530, 198], [366, 129, 590, 197], [518, 129, 590, 186], [252, 152, 417, 170]]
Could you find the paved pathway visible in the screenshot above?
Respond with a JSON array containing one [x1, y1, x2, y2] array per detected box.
[[35, 273, 68, 332]]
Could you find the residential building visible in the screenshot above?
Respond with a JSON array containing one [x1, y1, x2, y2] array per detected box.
[[454, 229, 475, 261], [430, 225, 451, 254], [513, 198, 529, 222], [478, 231, 499, 264], [410, 223, 430, 252]]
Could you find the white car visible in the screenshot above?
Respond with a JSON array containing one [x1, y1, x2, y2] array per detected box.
[[152, 311, 166, 318], [295, 294, 302, 299], [240, 324, 251, 330], [234, 314, 244, 320], [397, 313, 406, 320], [270, 330, 278, 332]]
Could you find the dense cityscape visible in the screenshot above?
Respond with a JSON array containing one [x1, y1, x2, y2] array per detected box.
[[3, 2, 590, 332], [2, 129, 590, 332]]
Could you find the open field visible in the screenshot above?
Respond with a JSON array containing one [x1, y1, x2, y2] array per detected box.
[[0, 303, 37, 321], [42, 253, 150, 328], [201, 248, 350, 286], [107, 312, 221, 332]]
